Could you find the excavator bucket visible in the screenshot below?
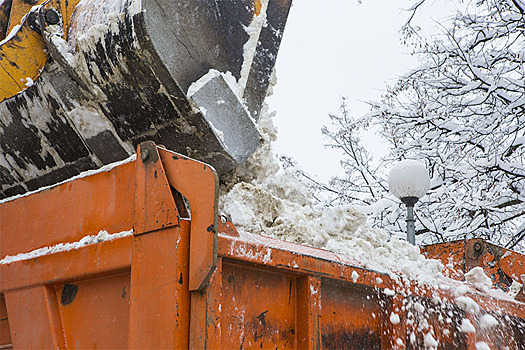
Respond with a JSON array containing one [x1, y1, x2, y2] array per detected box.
[[0, 0, 292, 199]]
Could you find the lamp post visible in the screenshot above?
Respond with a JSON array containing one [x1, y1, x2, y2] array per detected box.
[[388, 160, 430, 245]]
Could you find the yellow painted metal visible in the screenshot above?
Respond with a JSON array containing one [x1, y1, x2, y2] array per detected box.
[[254, 0, 262, 16], [0, 23, 47, 102], [7, 0, 45, 33], [0, 0, 12, 40], [0, 0, 81, 102]]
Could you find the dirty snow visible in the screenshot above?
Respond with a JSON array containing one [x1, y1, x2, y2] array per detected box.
[[465, 267, 492, 292], [0, 229, 133, 264], [220, 105, 445, 286]]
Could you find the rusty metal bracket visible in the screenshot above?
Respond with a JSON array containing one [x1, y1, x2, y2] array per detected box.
[[134, 142, 180, 235], [158, 146, 219, 291], [134, 141, 218, 291]]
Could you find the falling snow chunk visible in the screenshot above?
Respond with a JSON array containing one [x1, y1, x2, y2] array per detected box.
[[465, 267, 492, 293], [423, 332, 438, 349], [384, 288, 396, 296], [479, 314, 499, 329], [460, 318, 476, 333], [475, 342, 491, 350], [389, 312, 400, 325], [351, 270, 360, 282], [455, 296, 480, 314]]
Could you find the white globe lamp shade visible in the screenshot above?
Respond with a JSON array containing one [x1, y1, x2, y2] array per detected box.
[[388, 160, 430, 203]]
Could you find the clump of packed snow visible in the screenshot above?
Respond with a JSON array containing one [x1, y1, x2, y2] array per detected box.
[[219, 105, 445, 285], [24, 77, 34, 87], [479, 314, 499, 329], [460, 318, 476, 333], [423, 332, 438, 349], [388, 160, 430, 200], [508, 280, 523, 298], [0, 229, 133, 264], [465, 266, 492, 292], [475, 342, 491, 350]]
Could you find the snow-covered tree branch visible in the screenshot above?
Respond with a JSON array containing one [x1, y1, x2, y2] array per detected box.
[[326, 0, 525, 250]]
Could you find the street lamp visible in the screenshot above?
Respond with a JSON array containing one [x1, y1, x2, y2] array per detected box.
[[388, 160, 430, 245]]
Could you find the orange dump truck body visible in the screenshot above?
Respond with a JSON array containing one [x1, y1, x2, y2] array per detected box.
[[1, 143, 524, 349]]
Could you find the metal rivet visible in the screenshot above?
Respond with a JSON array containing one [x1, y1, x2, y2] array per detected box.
[[141, 149, 150, 161], [45, 9, 60, 25]]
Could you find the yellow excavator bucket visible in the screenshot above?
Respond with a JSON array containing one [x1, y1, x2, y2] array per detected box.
[[0, 0, 292, 198]]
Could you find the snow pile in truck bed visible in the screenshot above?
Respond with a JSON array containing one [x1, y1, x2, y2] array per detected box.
[[220, 105, 445, 285]]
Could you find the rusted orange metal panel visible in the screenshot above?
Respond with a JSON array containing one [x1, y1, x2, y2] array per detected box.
[[128, 225, 191, 349], [3, 287, 56, 349], [54, 274, 130, 349], [0, 161, 135, 258], [159, 146, 219, 291], [0, 295, 12, 349], [423, 239, 525, 296], [1, 144, 525, 349], [296, 275, 321, 349]]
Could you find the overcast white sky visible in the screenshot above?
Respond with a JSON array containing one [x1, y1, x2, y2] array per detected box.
[[268, 0, 450, 182]]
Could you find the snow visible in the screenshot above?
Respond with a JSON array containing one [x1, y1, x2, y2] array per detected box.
[[0, 25, 20, 46], [508, 280, 523, 298], [351, 270, 359, 282], [220, 105, 445, 286], [24, 77, 34, 87], [465, 267, 492, 293], [459, 318, 476, 333], [475, 342, 491, 350], [384, 288, 396, 296], [50, 34, 75, 66], [479, 314, 499, 329], [388, 160, 430, 200], [0, 229, 133, 264], [423, 332, 438, 349], [455, 296, 480, 314], [238, 0, 269, 93], [0, 4, 42, 46], [390, 312, 400, 325]]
